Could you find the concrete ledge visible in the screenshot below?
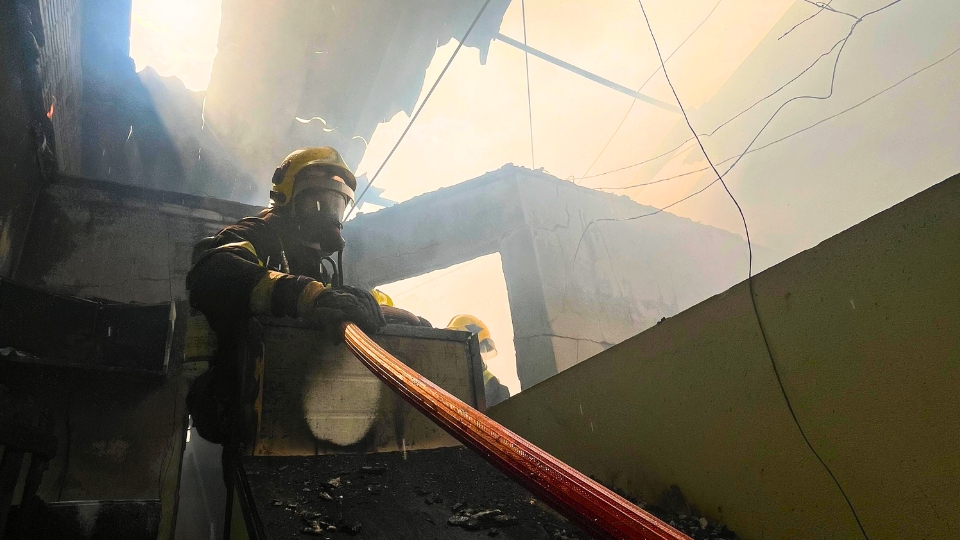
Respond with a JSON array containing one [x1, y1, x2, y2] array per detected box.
[[54, 173, 261, 219], [489, 172, 960, 539]]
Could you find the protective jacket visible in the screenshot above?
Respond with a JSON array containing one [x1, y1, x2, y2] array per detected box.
[[185, 209, 334, 443], [187, 210, 334, 332], [483, 368, 511, 408]]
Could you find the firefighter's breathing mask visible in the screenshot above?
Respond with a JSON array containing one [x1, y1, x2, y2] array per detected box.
[[291, 167, 354, 252]]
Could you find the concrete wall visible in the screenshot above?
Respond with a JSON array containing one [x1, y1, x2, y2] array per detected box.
[[489, 172, 960, 539], [345, 165, 749, 389], [0, 357, 199, 538], [15, 174, 259, 302], [6, 176, 259, 539]]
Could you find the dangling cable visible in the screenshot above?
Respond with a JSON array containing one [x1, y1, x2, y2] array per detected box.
[[346, 0, 495, 219], [521, 0, 535, 169], [636, 2, 870, 538]]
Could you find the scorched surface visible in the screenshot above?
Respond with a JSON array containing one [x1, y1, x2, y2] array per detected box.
[[242, 446, 588, 539]]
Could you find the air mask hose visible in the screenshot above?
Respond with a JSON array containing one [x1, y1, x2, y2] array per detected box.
[[320, 255, 340, 288]]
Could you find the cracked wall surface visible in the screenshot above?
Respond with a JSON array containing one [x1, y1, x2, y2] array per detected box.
[[345, 165, 750, 389]]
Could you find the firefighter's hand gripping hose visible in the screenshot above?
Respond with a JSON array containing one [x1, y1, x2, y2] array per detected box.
[[342, 322, 691, 540]]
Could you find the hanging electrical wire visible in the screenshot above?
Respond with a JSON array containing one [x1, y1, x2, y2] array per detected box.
[[548, 1, 939, 367], [577, 0, 723, 182], [589, 38, 960, 192], [574, 11, 955, 244], [346, 0, 494, 219], [521, 0, 536, 169], [779, 0, 833, 40], [576, 0, 876, 184], [598, 2, 909, 537]]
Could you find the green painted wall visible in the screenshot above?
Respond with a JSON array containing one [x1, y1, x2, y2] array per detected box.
[[489, 172, 960, 539]]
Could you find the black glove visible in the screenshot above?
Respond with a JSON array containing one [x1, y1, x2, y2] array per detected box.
[[306, 285, 386, 339], [380, 305, 423, 326]]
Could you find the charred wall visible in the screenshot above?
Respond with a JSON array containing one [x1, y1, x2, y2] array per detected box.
[[27, 0, 258, 202], [38, 0, 83, 174], [4, 174, 258, 538], [0, 0, 56, 278], [11, 0, 514, 207], [14, 175, 259, 302], [74, 0, 192, 193]]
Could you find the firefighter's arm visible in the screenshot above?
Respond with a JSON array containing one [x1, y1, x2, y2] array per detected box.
[[252, 270, 384, 336], [186, 234, 325, 327], [187, 225, 383, 335]]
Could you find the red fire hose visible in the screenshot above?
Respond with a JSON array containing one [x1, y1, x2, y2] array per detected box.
[[342, 323, 690, 540]]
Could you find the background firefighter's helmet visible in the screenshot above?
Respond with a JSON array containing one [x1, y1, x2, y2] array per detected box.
[[446, 314, 511, 406], [446, 314, 497, 360], [270, 147, 357, 208]]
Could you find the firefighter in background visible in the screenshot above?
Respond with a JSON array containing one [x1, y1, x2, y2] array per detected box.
[[446, 315, 511, 407], [367, 292, 510, 406], [186, 147, 385, 445]]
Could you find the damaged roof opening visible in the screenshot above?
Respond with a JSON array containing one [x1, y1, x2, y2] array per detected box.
[[3, 0, 958, 538]]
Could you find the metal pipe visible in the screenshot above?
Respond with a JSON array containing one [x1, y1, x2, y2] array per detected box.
[[342, 322, 690, 540], [494, 33, 680, 114]]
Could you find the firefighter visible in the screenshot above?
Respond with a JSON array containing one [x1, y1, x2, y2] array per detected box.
[[185, 147, 385, 445], [446, 315, 511, 407]]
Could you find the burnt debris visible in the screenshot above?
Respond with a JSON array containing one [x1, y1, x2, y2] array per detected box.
[[242, 446, 737, 539]]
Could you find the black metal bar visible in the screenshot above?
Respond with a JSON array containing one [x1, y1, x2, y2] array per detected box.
[[495, 33, 680, 113]]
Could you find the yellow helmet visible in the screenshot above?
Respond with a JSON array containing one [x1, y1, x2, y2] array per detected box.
[[270, 147, 357, 208], [446, 314, 497, 359], [370, 288, 394, 307]]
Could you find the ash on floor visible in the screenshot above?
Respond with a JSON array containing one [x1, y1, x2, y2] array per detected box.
[[242, 447, 587, 539], [241, 446, 738, 540]]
